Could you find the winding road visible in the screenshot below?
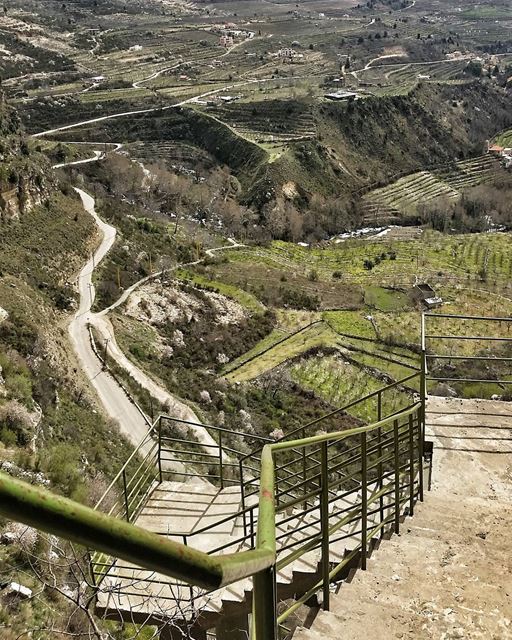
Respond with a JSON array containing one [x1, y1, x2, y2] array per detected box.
[[68, 188, 152, 447], [66, 183, 223, 452]]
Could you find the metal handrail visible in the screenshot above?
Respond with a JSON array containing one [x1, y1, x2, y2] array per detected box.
[[241, 371, 420, 463], [0, 401, 422, 640], [0, 465, 275, 592], [422, 313, 512, 392]]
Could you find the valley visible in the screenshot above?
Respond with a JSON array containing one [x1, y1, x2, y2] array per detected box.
[[0, 0, 511, 637]]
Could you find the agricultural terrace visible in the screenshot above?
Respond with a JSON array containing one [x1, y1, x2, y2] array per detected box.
[[495, 128, 512, 148], [201, 231, 512, 292], [362, 155, 504, 223], [153, 230, 511, 412]]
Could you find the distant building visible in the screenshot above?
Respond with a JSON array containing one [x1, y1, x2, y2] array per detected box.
[[502, 149, 512, 169], [487, 142, 512, 168], [219, 95, 240, 103], [219, 35, 234, 47], [410, 283, 443, 309], [488, 143, 504, 154], [325, 89, 359, 101], [278, 48, 296, 58]]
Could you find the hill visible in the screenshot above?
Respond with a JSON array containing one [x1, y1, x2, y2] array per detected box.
[[47, 81, 512, 238]]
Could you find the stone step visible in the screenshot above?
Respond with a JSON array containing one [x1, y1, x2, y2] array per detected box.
[[293, 600, 418, 640]]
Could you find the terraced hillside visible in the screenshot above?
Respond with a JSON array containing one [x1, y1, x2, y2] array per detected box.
[[495, 128, 512, 148], [361, 154, 503, 224], [126, 140, 218, 172], [203, 99, 317, 145], [356, 58, 471, 89]]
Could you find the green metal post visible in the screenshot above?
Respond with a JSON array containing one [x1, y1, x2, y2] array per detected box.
[[158, 417, 163, 484], [320, 441, 330, 609], [302, 426, 307, 510], [393, 419, 400, 535], [408, 413, 415, 517], [252, 567, 277, 640], [418, 406, 425, 501], [122, 469, 130, 522], [361, 431, 367, 570], [252, 445, 277, 640], [240, 459, 248, 538], [419, 346, 427, 502], [377, 390, 384, 538], [219, 430, 224, 490]]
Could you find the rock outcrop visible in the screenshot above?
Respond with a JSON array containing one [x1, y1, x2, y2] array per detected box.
[[0, 89, 52, 220]]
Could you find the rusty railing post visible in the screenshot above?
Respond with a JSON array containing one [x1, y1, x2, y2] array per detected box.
[[393, 419, 400, 535], [320, 441, 330, 610], [361, 431, 368, 570]]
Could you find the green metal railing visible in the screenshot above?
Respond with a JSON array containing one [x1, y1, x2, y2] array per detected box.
[[422, 313, 512, 397], [0, 396, 423, 639], [239, 371, 419, 527], [2, 312, 509, 636]]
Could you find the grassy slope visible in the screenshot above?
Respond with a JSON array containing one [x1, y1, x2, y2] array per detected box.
[[0, 191, 135, 492], [46, 83, 512, 212]]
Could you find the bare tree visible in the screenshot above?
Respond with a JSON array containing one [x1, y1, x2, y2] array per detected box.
[[1, 528, 209, 640]]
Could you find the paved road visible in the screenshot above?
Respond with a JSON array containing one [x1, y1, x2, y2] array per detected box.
[[67, 184, 224, 454], [68, 188, 153, 448]]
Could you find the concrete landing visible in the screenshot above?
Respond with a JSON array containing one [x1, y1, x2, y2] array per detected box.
[[294, 397, 512, 640]]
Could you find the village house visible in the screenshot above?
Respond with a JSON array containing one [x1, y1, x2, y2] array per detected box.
[[219, 35, 234, 47], [410, 283, 443, 309]]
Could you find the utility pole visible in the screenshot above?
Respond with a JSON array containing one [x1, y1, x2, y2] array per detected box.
[[117, 266, 121, 289], [88, 282, 94, 308], [103, 338, 110, 369]]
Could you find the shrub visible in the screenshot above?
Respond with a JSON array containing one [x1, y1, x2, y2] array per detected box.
[[0, 400, 33, 446]]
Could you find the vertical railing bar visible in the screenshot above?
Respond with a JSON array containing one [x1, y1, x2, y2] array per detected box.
[[302, 427, 307, 510], [240, 459, 248, 539], [419, 344, 426, 502], [253, 566, 277, 640], [320, 441, 330, 610], [377, 390, 384, 538], [122, 470, 130, 523], [393, 419, 400, 535], [158, 417, 163, 484], [250, 507, 255, 549], [361, 431, 368, 571], [219, 430, 224, 490], [408, 413, 415, 517]]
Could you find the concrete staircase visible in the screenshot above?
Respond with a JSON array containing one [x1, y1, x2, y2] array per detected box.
[[293, 397, 512, 640], [96, 476, 409, 627]]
